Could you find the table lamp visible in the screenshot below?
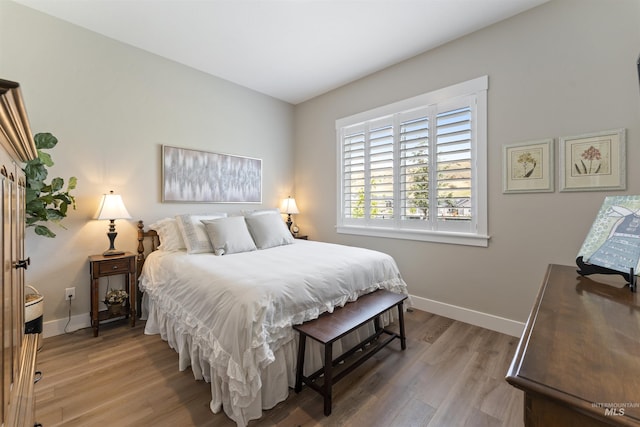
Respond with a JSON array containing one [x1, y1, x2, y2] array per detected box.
[[96, 190, 131, 256], [280, 196, 299, 232]]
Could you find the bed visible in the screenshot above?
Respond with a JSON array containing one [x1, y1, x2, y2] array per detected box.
[[135, 212, 409, 426]]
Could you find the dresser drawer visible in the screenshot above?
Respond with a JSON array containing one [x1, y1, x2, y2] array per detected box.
[[94, 258, 132, 277]]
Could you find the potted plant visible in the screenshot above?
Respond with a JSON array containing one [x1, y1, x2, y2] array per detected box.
[[104, 288, 128, 315], [24, 132, 77, 238]]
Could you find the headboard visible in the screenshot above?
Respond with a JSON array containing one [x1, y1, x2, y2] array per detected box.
[[136, 220, 159, 273], [136, 220, 159, 312]]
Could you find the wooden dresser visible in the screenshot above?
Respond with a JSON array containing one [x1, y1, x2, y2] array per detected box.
[[506, 264, 640, 426], [0, 79, 40, 427]]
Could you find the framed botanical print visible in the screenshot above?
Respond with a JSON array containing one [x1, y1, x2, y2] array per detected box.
[[502, 139, 554, 193], [559, 129, 626, 192]]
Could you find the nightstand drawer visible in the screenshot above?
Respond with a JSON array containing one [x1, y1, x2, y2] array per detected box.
[[95, 258, 131, 276]]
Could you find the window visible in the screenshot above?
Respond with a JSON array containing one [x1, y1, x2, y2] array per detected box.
[[337, 76, 488, 247]]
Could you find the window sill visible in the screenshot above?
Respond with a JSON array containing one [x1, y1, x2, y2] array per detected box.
[[336, 225, 489, 247]]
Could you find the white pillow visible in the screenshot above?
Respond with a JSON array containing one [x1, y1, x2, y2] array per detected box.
[[201, 217, 256, 256], [245, 212, 294, 249], [176, 213, 227, 254], [148, 218, 185, 252], [242, 208, 280, 217]]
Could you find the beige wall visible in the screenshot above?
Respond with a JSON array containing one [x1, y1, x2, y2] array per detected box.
[[0, 1, 295, 333], [294, 0, 640, 330]]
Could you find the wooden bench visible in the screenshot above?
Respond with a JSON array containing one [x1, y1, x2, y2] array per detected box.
[[293, 289, 407, 415]]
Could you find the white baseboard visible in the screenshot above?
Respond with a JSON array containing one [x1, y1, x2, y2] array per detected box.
[[43, 312, 91, 338], [408, 294, 525, 337], [43, 296, 525, 339]]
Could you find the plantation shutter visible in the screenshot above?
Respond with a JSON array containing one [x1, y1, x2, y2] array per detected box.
[[435, 104, 472, 224], [342, 124, 365, 220], [367, 118, 394, 221], [399, 109, 430, 222]]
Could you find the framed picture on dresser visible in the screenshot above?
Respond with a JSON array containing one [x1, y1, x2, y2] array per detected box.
[[577, 195, 640, 285]]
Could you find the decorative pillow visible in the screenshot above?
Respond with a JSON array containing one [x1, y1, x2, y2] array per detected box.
[[201, 217, 257, 256], [245, 212, 294, 249], [175, 213, 227, 254], [148, 217, 185, 252]]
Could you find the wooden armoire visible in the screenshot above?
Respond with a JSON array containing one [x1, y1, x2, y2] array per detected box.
[[0, 79, 39, 427]]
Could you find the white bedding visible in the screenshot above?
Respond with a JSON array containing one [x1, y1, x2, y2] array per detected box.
[[139, 239, 408, 426]]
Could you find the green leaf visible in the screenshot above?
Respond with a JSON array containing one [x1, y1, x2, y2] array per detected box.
[[26, 198, 45, 210], [50, 177, 63, 192], [26, 216, 41, 225], [68, 176, 78, 190], [27, 182, 44, 192], [34, 225, 56, 238], [40, 194, 55, 205], [25, 188, 39, 204], [53, 194, 71, 203], [24, 162, 47, 184], [34, 133, 58, 150], [38, 150, 53, 167], [45, 209, 64, 220]]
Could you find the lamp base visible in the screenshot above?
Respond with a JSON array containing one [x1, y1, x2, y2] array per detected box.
[[286, 214, 293, 232], [103, 249, 125, 257], [103, 227, 123, 257]]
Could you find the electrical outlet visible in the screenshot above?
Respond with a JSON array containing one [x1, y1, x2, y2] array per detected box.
[[65, 287, 76, 300]]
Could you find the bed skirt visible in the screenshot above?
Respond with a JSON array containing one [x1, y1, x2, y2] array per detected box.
[[141, 293, 398, 426]]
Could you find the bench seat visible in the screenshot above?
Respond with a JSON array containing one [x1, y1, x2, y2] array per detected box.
[[293, 289, 407, 415]]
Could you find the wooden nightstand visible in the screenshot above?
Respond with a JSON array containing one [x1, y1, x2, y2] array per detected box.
[[88, 252, 136, 337]]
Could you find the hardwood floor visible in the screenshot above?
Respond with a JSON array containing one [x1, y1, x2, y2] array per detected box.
[[34, 309, 523, 426]]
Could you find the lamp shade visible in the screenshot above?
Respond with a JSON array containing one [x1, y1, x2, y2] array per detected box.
[[95, 191, 131, 220], [280, 197, 300, 215]]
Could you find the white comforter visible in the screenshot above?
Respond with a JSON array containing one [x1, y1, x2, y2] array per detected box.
[[139, 239, 408, 426]]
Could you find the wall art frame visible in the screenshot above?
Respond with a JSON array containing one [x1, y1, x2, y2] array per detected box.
[[502, 139, 554, 193], [559, 128, 625, 192], [162, 145, 262, 203]]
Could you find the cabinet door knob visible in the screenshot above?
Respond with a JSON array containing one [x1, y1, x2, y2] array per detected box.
[[14, 257, 30, 270], [112, 265, 119, 270]]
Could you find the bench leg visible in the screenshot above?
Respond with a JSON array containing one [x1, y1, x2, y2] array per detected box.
[[398, 302, 406, 350], [324, 342, 333, 416], [295, 333, 307, 393]]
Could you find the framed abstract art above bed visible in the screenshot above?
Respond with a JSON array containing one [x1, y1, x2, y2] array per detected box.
[[162, 145, 262, 203]]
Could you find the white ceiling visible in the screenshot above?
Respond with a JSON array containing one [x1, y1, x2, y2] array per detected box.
[[13, 0, 548, 104]]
